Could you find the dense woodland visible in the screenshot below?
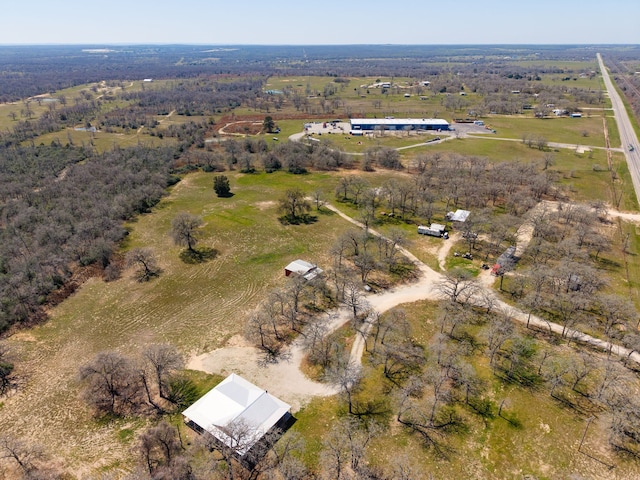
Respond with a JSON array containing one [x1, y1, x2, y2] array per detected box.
[[0, 143, 177, 331]]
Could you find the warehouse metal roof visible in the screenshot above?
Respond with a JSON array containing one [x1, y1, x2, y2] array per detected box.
[[350, 118, 450, 127]]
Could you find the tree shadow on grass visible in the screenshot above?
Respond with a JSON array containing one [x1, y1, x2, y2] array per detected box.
[[179, 247, 219, 264], [215, 192, 235, 198], [317, 206, 336, 216], [278, 214, 318, 225]]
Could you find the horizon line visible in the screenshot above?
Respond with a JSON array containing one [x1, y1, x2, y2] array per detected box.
[[1, 42, 639, 47]]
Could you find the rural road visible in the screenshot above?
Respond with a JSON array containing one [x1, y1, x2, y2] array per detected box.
[[598, 53, 640, 204]]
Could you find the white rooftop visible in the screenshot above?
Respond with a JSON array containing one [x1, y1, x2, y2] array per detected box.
[[183, 373, 290, 455], [450, 209, 471, 222], [285, 259, 315, 274], [350, 118, 449, 126], [285, 259, 323, 280]]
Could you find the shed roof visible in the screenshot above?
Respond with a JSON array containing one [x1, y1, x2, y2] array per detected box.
[[450, 209, 471, 222], [183, 373, 290, 455], [285, 259, 315, 275], [285, 260, 323, 280]]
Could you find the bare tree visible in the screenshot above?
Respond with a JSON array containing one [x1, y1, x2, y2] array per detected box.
[[543, 356, 571, 399], [566, 352, 597, 395], [341, 281, 369, 321], [371, 308, 409, 352], [353, 252, 376, 283], [126, 247, 160, 282], [484, 316, 514, 367], [380, 339, 425, 385], [595, 294, 638, 337], [0, 435, 46, 476], [278, 188, 311, 223], [320, 417, 379, 479], [438, 301, 474, 338], [542, 152, 555, 170], [171, 212, 203, 253], [436, 268, 479, 303], [312, 189, 325, 211], [143, 344, 184, 400], [245, 311, 284, 362], [79, 351, 143, 416], [324, 357, 363, 415], [304, 316, 337, 368], [137, 421, 185, 477], [201, 418, 262, 480], [545, 291, 586, 338]]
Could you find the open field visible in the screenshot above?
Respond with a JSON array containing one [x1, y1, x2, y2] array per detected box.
[[478, 115, 608, 147], [3, 49, 640, 478], [0, 170, 353, 473]]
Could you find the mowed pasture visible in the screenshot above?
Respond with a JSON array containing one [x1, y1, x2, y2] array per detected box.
[[477, 115, 608, 147], [0, 170, 353, 472]]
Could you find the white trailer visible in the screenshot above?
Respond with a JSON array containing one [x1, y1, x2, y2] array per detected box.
[[418, 223, 446, 237]]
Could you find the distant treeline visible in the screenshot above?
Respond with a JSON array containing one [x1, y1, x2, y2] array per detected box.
[[2, 44, 638, 101]]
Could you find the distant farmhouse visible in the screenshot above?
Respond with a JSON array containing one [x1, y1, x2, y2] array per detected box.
[[350, 118, 450, 134], [183, 373, 291, 457]]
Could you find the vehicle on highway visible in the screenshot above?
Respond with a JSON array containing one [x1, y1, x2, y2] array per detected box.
[[630, 144, 635, 152]]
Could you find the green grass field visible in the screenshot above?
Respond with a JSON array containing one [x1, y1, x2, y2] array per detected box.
[[478, 115, 607, 147], [0, 170, 352, 471], [3, 58, 640, 477]]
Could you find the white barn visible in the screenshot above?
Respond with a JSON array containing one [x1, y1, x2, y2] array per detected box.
[[183, 373, 291, 456]]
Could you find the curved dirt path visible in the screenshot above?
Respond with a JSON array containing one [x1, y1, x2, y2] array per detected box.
[[188, 203, 640, 412], [438, 232, 459, 270], [218, 121, 263, 136]]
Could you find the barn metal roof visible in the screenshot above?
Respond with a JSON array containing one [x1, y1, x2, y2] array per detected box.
[[285, 260, 323, 280], [183, 373, 291, 455]]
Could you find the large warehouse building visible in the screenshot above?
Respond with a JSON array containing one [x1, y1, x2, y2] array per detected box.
[[350, 118, 450, 133]]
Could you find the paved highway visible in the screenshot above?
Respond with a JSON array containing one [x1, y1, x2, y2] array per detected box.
[[598, 53, 640, 206]]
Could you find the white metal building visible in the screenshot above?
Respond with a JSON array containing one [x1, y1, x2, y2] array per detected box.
[[350, 118, 450, 133], [183, 373, 291, 456]]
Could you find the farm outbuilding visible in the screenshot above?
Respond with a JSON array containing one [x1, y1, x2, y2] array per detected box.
[[284, 260, 323, 281], [182, 373, 291, 457], [350, 118, 450, 133], [446, 209, 471, 224], [492, 246, 518, 275]]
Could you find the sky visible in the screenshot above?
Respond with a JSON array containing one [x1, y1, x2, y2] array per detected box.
[[1, 0, 639, 45]]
